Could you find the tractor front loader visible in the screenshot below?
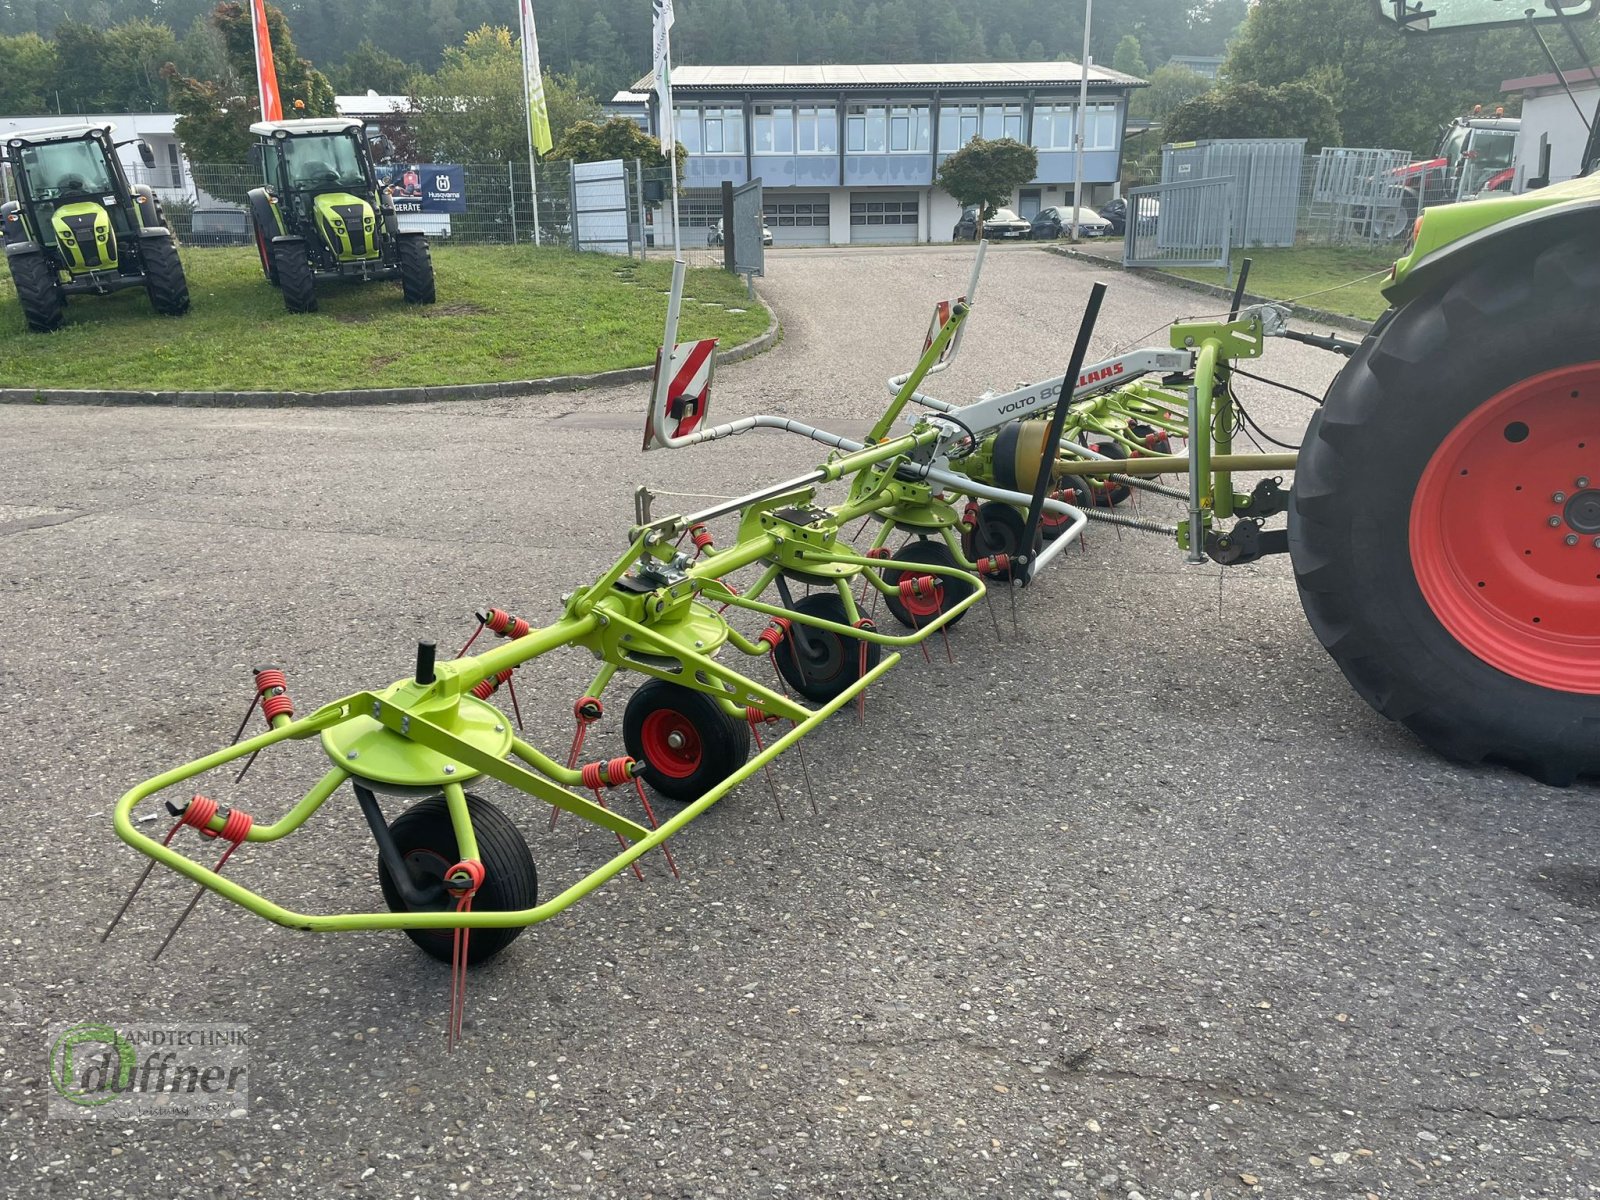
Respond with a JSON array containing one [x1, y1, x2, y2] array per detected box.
[[246, 118, 436, 314], [1, 122, 189, 333]]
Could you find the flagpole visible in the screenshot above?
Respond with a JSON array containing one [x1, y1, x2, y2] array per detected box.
[[519, 0, 544, 246], [665, 44, 680, 257], [525, 113, 541, 248]]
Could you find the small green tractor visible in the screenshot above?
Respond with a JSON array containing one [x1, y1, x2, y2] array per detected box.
[[246, 117, 436, 314], [1, 122, 190, 333]]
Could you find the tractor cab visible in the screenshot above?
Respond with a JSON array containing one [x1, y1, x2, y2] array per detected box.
[[2, 123, 164, 274], [246, 117, 435, 313], [1, 122, 188, 331], [252, 119, 384, 263]]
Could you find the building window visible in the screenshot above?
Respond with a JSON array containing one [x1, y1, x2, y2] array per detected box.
[[753, 104, 837, 154], [674, 106, 744, 155], [848, 104, 926, 154], [1084, 104, 1119, 150], [764, 198, 828, 227], [1031, 102, 1120, 151], [939, 102, 1023, 152], [850, 197, 918, 226]]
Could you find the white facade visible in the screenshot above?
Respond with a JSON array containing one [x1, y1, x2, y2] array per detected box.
[[643, 61, 1144, 247], [1502, 68, 1599, 190]]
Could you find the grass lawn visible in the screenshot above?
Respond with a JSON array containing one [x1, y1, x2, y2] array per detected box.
[[1159, 245, 1398, 322], [0, 245, 770, 392]]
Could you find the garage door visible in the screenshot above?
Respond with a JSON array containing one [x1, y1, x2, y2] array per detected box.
[[849, 192, 919, 243], [762, 193, 831, 245]]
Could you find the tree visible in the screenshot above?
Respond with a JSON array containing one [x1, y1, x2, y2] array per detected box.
[[1224, 0, 1551, 152], [0, 32, 57, 114], [549, 116, 686, 174], [410, 26, 603, 163], [327, 40, 419, 96], [1112, 34, 1147, 79], [165, 2, 336, 204], [1132, 63, 1213, 123], [935, 137, 1039, 234], [1163, 80, 1341, 152]]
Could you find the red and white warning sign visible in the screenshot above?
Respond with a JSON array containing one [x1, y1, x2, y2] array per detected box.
[[643, 337, 719, 450], [922, 297, 966, 365]]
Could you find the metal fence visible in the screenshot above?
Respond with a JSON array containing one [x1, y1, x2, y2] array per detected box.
[[1124, 175, 1234, 276], [1297, 148, 1416, 246], [117, 159, 719, 261], [1161, 138, 1304, 249]]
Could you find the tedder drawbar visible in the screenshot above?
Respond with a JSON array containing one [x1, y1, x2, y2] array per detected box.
[[108, 236, 1599, 1042]]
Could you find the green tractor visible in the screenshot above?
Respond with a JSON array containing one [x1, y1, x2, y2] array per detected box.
[[1, 122, 190, 333], [246, 117, 435, 314]]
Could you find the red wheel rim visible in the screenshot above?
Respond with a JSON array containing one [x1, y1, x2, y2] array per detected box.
[[639, 708, 703, 778], [1410, 362, 1600, 694]]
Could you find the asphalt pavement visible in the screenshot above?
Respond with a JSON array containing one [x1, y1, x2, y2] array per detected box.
[[1, 243, 1596, 1199]]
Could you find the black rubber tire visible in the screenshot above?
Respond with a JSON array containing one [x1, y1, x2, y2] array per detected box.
[[376, 792, 537, 965], [7, 249, 65, 332], [140, 235, 190, 317], [396, 234, 436, 305], [881, 538, 974, 630], [622, 678, 752, 803], [961, 502, 1041, 582], [1288, 227, 1600, 785], [274, 239, 318, 313], [771, 591, 883, 702]]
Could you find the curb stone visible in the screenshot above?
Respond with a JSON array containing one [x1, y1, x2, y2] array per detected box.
[[1042, 243, 1376, 334], [0, 298, 781, 409]]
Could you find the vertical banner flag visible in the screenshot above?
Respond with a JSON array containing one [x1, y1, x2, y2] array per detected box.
[[651, 0, 675, 151], [519, 0, 553, 155], [249, 0, 283, 122]]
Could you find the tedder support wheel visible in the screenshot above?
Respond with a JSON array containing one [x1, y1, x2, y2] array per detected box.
[[376, 792, 537, 965], [881, 538, 974, 630], [141, 236, 190, 317], [7, 249, 65, 332], [962, 502, 1042, 582], [623, 678, 752, 803], [771, 591, 883, 702], [1289, 228, 1600, 785], [273, 239, 318, 314], [396, 235, 436, 305]]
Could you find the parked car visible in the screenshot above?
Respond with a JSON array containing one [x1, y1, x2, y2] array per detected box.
[[1097, 197, 1159, 237], [1027, 205, 1115, 239], [185, 207, 252, 246], [952, 206, 1031, 240], [707, 218, 773, 247]]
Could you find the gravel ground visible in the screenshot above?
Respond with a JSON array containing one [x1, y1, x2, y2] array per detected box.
[[1, 243, 1596, 1199]]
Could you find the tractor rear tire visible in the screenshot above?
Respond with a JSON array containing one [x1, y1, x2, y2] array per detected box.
[[7, 249, 65, 332], [376, 792, 537, 965], [274, 239, 318, 314], [1289, 228, 1600, 785], [141, 236, 190, 317], [396, 235, 436, 305]]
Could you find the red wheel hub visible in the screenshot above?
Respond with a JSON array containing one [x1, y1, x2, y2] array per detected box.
[[1410, 362, 1600, 693], [638, 708, 703, 778]]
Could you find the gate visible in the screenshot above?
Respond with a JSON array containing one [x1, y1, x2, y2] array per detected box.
[[1123, 175, 1234, 277]]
